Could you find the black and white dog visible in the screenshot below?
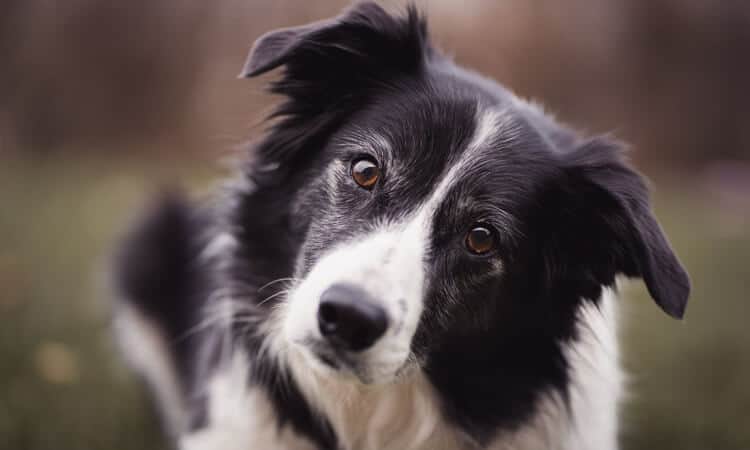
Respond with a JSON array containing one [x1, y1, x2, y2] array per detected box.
[[112, 3, 690, 449]]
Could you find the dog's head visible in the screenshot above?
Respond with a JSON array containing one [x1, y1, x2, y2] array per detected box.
[[239, 3, 689, 386]]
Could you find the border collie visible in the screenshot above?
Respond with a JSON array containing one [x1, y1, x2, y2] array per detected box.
[[112, 3, 690, 449]]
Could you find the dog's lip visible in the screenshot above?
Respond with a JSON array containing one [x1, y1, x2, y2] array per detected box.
[[293, 337, 369, 378], [292, 337, 414, 385], [310, 340, 353, 368], [312, 346, 341, 369]]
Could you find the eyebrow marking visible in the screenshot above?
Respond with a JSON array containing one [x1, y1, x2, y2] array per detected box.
[[387, 107, 504, 267], [419, 108, 502, 216]]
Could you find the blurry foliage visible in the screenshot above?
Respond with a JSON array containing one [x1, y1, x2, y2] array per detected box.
[[0, 156, 220, 450], [1, 0, 749, 169]]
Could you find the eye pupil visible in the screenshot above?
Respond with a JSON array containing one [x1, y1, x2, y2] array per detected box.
[[352, 158, 380, 189], [466, 225, 495, 255]]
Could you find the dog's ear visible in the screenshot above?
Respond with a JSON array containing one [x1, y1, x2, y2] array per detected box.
[[544, 138, 690, 318], [240, 2, 431, 182], [241, 2, 429, 79], [240, 17, 338, 78]]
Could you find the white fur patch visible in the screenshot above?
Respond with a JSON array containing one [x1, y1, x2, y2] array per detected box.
[[562, 287, 622, 450], [287, 354, 467, 450], [199, 232, 238, 263], [114, 303, 186, 437], [180, 351, 318, 450]]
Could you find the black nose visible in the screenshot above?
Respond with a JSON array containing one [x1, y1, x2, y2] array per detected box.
[[317, 284, 389, 352]]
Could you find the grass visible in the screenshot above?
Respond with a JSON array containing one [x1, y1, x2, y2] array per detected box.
[[0, 154, 747, 450]]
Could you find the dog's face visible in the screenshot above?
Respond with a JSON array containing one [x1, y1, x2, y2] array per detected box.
[[284, 92, 515, 383], [240, 3, 689, 386]]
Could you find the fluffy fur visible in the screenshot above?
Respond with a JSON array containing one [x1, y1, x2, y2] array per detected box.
[[111, 3, 689, 450]]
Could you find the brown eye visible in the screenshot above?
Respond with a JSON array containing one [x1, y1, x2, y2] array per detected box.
[[351, 158, 380, 190], [465, 225, 495, 255]]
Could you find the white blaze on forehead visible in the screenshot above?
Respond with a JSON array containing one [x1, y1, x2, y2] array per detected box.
[[416, 107, 502, 220]]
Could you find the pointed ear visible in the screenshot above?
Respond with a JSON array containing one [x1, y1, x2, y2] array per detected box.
[[557, 138, 690, 318], [240, 18, 337, 78], [240, 1, 429, 79]]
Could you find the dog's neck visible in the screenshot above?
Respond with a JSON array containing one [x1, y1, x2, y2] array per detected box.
[[285, 350, 469, 450]]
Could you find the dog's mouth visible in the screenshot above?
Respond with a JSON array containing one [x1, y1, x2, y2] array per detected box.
[[309, 341, 347, 370], [312, 348, 340, 369], [294, 337, 380, 383], [292, 336, 417, 386]]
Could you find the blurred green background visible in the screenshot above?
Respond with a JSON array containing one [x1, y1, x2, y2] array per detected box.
[[1, 1, 749, 449]]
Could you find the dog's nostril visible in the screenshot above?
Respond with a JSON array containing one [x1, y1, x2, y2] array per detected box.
[[318, 302, 339, 334], [317, 283, 389, 352]]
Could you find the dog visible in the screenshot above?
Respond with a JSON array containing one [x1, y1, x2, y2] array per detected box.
[[111, 3, 690, 450]]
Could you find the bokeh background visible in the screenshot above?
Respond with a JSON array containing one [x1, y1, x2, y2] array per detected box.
[[1, 1, 749, 449]]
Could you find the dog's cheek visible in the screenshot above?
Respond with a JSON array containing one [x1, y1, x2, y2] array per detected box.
[[412, 266, 504, 359]]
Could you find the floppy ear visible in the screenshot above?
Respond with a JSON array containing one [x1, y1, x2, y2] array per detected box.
[[239, 2, 430, 183], [548, 138, 690, 318]]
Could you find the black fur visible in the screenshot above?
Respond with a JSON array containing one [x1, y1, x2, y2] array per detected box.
[[113, 3, 690, 448], [113, 192, 207, 387]]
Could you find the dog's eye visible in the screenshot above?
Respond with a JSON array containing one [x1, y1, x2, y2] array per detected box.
[[465, 225, 496, 255], [351, 157, 380, 190]]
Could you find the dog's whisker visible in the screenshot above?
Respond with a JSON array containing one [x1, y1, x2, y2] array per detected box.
[[174, 308, 235, 342], [173, 294, 269, 343], [256, 289, 290, 307], [258, 277, 299, 293]]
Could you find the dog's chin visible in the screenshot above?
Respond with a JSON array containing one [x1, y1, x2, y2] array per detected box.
[[292, 341, 407, 386]]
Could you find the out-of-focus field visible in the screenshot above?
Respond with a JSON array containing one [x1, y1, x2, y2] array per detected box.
[[0, 155, 748, 450]]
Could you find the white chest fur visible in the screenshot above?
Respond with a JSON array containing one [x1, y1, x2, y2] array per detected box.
[[287, 355, 470, 450]]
